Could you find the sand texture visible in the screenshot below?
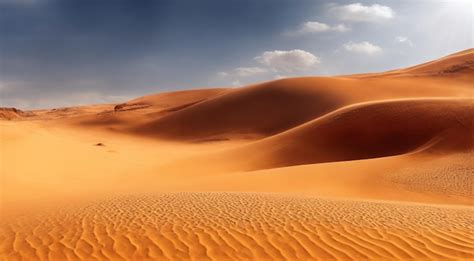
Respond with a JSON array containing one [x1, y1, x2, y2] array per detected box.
[[2, 193, 473, 261]]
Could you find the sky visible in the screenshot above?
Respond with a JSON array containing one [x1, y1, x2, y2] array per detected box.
[[0, 0, 472, 109]]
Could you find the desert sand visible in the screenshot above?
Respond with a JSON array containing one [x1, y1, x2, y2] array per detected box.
[[1, 49, 473, 260]]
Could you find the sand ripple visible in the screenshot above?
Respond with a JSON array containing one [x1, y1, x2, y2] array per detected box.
[[1, 193, 472, 260]]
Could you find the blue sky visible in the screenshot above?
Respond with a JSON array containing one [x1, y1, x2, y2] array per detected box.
[[0, 0, 472, 109]]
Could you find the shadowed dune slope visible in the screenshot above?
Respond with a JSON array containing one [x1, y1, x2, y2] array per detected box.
[[1, 193, 473, 261], [181, 98, 472, 171]]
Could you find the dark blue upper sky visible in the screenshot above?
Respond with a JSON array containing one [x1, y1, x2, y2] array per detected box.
[[1, 0, 472, 108]]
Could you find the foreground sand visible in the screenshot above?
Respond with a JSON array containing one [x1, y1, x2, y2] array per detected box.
[[1, 49, 473, 260], [1, 193, 473, 260]]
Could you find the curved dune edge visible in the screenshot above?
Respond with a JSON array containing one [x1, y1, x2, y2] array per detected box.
[[1, 193, 473, 261], [243, 98, 473, 168]]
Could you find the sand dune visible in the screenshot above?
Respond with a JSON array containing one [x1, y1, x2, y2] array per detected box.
[[1, 193, 473, 261], [1, 49, 473, 260], [55, 88, 231, 132], [230, 98, 473, 169], [135, 77, 471, 141], [167, 152, 473, 206], [131, 50, 473, 142], [162, 98, 472, 174], [16, 50, 470, 141]]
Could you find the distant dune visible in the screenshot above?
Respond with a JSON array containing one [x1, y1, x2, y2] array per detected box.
[[0, 107, 35, 120], [1, 49, 473, 260]]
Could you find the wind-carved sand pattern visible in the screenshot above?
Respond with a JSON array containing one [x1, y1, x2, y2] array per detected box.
[[1, 193, 473, 261]]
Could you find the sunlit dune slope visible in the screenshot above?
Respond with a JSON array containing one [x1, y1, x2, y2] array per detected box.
[[1, 119, 471, 208], [169, 152, 473, 205], [1, 193, 473, 261]]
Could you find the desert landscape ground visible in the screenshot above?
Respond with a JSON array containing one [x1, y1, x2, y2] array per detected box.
[[0, 49, 473, 260]]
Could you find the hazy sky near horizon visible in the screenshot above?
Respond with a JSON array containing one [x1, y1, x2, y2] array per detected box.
[[0, 0, 472, 109]]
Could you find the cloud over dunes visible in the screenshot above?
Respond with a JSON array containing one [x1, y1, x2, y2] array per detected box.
[[215, 49, 320, 86], [396, 36, 414, 47], [217, 67, 268, 80], [294, 21, 349, 35], [255, 49, 320, 72], [344, 41, 382, 55], [234, 67, 268, 77], [331, 3, 394, 22]]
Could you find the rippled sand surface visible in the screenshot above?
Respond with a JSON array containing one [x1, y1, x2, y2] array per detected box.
[[1, 193, 473, 260]]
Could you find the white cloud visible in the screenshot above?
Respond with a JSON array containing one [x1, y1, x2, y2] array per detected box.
[[332, 24, 350, 32], [331, 3, 394, 23], [217, 67, 268, 79], [234, 67, 268, 77], [214, 50, 320, 86], [396, 36, 414, 47], [292, 21, 349, 35], [299, 21, 331, 33], [344, 41, 382, 55], [254, 49, 320, 72]]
